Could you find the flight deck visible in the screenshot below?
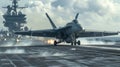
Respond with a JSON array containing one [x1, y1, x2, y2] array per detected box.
[[0, 0, 120, 67], [0, 44, 120, 67]]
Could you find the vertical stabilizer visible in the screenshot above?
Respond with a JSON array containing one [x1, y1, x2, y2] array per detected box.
[[46, 13, 57, 29], [75, 13, 79, 20]]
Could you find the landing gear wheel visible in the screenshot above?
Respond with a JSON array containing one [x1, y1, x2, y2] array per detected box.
[[54, 40, 57, 46], [74, 42, 77, 45], [77, 40, 81, 45], [71, 42, 73, 46]]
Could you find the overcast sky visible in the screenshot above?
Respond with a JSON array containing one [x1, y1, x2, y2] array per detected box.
[[0, 0, 120, 31]]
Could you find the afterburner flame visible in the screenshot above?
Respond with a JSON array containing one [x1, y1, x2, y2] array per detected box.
[[47, 39, 54, 44]]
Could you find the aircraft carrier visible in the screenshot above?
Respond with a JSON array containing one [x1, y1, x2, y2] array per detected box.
[[0, 0, 29, 44], [0, 0, 46, 46], [0, 0, 120, 67], [0, 44, 120, 67]]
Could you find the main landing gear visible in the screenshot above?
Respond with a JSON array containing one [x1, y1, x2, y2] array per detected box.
[[71, 40, 81, 46], [54, 40, 81, 46], [54, 40, 57, 46], [54, 40, 61, 46]]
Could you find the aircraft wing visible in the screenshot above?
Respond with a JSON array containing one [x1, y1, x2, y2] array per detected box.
[[15, 26, 71, 37], [15, 29, 57, 37], [77, 30, 118, 37]]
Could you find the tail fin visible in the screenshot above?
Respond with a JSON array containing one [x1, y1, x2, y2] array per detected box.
[[73, 13, 79, 23], [75, 13, 79, 20], [45, 13, 57, 29]]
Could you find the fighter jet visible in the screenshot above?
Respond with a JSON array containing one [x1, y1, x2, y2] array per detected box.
[[15, 13, 119, 46]]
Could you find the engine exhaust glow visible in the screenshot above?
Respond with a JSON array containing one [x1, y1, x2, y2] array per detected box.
[[47, 39, 54, 44]]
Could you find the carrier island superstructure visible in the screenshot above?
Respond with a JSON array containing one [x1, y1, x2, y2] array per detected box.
[[0, 0, 28, 42]]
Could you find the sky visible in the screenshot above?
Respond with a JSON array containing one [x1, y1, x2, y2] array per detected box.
[[0, 0, 120, 31]]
